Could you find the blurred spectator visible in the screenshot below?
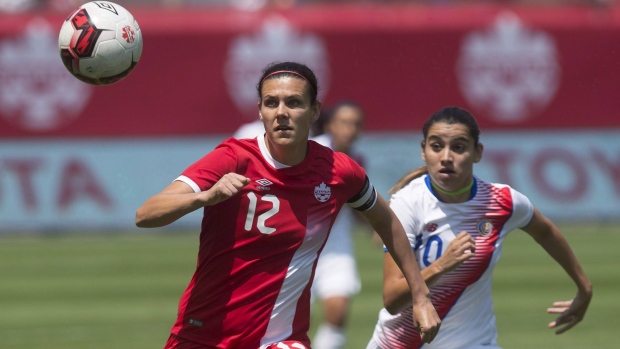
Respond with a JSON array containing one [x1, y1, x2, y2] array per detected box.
[[161, 0, 297, 10], [2, 0, 617, 13], [0, 0, 38, 13], [47, 0, 85, 12]]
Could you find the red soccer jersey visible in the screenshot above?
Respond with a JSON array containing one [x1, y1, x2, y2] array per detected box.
[[170, 136, 376, 349]]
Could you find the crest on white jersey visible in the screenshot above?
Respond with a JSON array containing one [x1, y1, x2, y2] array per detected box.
[[224, 17, 330, 116], [314, 182, 331, 202], [0, 18, 92, 132], [477, 219, 493, 236], [456, 12, 560, 123]]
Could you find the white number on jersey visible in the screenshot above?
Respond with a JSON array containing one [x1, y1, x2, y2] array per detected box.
[[244, 192, 280, 234]]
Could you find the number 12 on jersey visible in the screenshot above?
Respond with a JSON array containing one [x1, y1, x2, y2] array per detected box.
[[244, 192, 280, 235]]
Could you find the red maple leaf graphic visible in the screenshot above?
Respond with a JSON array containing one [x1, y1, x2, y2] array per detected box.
[[122, 26, 134, 43]]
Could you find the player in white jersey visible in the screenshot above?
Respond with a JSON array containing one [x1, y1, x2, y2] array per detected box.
[[366, 106, 592, 349], [235, 100, 367, 349], [136, 62, 441, 349]]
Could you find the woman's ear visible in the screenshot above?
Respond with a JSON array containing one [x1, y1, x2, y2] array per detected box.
[[474, 143, 484, 163], [311, 101, 322, 123], [420, 140, 426, 162]]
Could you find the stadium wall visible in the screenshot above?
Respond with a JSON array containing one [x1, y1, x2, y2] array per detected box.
[[0, 4, 619, 232]]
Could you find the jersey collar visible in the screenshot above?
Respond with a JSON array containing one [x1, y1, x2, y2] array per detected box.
[[424, 174, 478, 202]]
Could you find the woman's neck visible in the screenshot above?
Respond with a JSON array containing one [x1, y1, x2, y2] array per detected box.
[[264, 135, 308, 166], [431, 179, 474, 204]]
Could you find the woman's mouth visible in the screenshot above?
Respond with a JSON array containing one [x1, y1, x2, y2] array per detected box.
[[275, 125, 293, 132], [439, 168, 455, 174]]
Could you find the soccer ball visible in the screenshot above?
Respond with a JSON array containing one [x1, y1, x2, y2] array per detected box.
[[58, 1, 143, 86]]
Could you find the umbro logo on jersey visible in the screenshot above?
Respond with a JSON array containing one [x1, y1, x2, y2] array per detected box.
[[314, 182, 331, 202], [256, 178, 273, 191], [256, 178, 272, 186]]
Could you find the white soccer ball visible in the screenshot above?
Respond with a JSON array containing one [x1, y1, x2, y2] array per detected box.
[[58, 1, 143, 85]]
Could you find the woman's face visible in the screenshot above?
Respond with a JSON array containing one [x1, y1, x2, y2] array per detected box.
[[258, 76, 320, 150], [325, 105, 363, 154], [421, 122, 483, 191]]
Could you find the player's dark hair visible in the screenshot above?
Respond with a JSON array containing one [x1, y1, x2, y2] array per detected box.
[[389, 106, 481, 195], [257, 61, 319, 104], [423, 106, 480, 146]]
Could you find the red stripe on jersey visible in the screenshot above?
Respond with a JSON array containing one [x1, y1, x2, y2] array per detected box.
[[378, 183, 513, 349]]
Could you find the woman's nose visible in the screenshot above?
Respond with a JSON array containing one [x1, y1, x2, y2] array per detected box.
[[440, 148, 452, 161], [276, 102, 288, 117]]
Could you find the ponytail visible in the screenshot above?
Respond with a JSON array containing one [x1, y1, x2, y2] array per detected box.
[[388, 165, 428, 195]]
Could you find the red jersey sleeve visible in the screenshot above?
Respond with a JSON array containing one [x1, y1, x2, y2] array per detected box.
[[336, 153, 377, 211], [177, 142, 238, 192]]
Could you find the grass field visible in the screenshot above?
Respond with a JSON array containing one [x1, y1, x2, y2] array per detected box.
[[0, 224, 616, 349]]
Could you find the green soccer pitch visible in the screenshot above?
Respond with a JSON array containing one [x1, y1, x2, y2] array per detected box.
[[0, 224, 616, 349]]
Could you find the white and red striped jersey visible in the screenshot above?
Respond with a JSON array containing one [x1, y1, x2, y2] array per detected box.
[[170, 136, 377, 349], [370, 175, 534, 349]]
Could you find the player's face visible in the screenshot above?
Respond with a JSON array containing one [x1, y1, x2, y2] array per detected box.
[[422, 122, 483, 192], [258, 76, 320, 152], [325, 106, 363, 153]]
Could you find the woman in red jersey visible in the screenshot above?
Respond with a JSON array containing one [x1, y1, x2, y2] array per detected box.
[[136, 61, 441, 349]]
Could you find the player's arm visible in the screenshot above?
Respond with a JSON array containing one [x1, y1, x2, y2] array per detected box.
[[383, 231, 476, 313], [135, 173, 250, 228], [521, 207, 592, 334], [360, 194, 441, 343]]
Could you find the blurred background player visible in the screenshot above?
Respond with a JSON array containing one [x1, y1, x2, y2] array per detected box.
[[310, 101, 366, 349], [232, 118, 265, 139], [235, 100, 367, 349], [366, 106, 592, 349]]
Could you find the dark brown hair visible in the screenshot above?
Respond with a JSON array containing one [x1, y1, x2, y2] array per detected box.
[[256, 61, 319, 104]]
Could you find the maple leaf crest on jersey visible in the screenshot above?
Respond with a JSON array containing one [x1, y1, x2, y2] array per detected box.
[[314, 182, 331, 202]]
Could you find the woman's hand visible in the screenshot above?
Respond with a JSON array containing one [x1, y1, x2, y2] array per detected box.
[[547, 289, 593, 334], [203, 173, 250, 206], [412, 295, 441, 343], [435, 231, 476, 274]]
